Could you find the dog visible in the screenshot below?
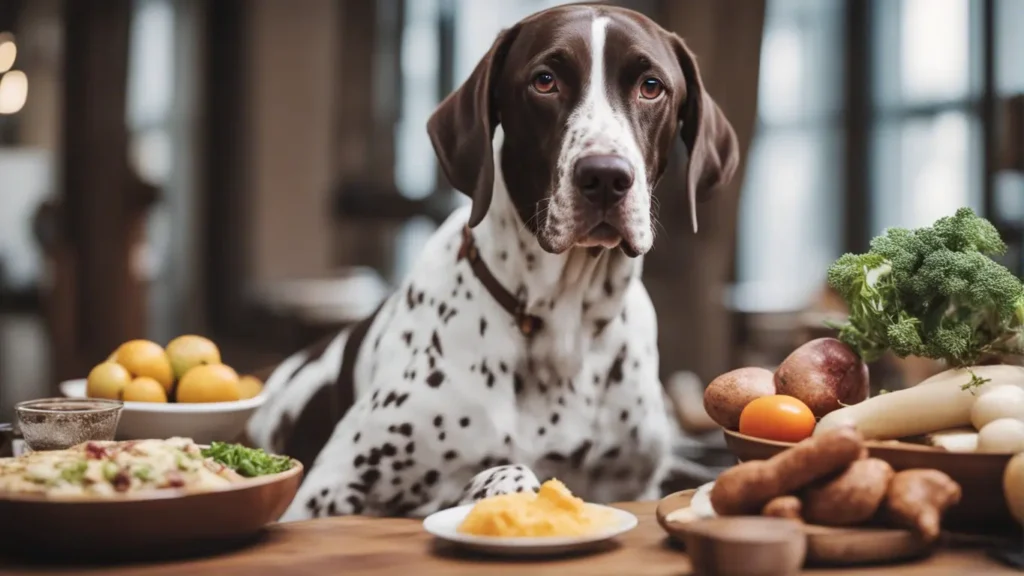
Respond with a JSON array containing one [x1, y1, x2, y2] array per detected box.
[[246, 3, 738, 520]]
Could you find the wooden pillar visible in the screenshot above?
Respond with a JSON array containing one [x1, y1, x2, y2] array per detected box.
[[646, 0, 766, 383], [56, 0, 155, 382]]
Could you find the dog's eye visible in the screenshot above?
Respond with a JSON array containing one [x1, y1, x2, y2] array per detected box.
[[532, 72, 558, 94], [639, 78, 664, 100]]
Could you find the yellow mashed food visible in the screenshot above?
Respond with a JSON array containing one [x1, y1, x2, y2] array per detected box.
[[457, 478, 615, 537]]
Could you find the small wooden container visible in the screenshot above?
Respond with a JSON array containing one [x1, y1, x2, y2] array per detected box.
[[680, 516, 806, 576]]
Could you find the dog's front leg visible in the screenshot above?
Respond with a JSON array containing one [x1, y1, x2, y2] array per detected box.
[[456, 465, 542, 505]]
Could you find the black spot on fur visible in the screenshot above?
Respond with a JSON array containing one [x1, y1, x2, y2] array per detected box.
[[499, 361, 508, 373], [582, 301, 591, 313], [630, 426, 639, 440], [392, 477, 402, 486], [514, 373, 524, 395], [354, 455, 365, 467], [456, 273, 463, 285], [465, 290, 473, 300], [383, 391, 398, 407], [481, 456, 493, 468], [321, 488, 329, 497], [499, 250, 508, 261], [620, 409, 629, 422], [439, 432, 446, 441], [382, 443, 397, 457], [443, 450, 458, 461], [406, 441, 415, 454], [602, 447, 621, 460], [398, 423, 414, 436], [570, 440, 593, 469], [550, 413, 560, 425], [395, 392, 410, 407], [354, 432, 361, 443], [368, 449, 381, 466], [557, 397, 566, 406], [607, 346, 627, 387], [430, 330, 444, 357], [327, 501, 338, 515], [424, 470, 440, 486], [594, 318, 610, 337], [543, 452, 566, 462], [401, 331, 413, 345], [426, 370, 445, 388], [411, 483, 422, 495], [537, 427, 546, 436], [392, 461, 404, 472], [406, 285, 416, 309], [460, 417, 470, 428], [479, 317, 488, 337], [360, 468, 381, 487], [346, 495, 364, 514], [433, 415, 443, 427], [603, 278, 614, 296], [504, 434, 512, 445], [438, 302, 447, 318]]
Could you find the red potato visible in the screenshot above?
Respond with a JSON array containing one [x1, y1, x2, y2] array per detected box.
[[775, 338, 869, 419], [703, 367, 776, 430]]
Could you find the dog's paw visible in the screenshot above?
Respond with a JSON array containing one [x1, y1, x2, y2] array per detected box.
[[458, 465, 541, 505]]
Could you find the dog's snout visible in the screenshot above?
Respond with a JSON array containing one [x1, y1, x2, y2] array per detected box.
[[573, 155, 634, 207]]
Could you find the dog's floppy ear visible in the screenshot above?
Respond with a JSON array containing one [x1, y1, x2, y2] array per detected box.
[[427, 26, 520, 228], [668, 33, 740, 233]]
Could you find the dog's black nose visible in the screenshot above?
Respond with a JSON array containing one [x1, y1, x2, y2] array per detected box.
[[574, 155, 634, 207]]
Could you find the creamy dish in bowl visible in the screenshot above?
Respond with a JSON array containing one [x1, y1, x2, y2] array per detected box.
[[0, 437, 293, 497]]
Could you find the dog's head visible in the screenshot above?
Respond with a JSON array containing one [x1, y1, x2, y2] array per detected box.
[[427, 4, 739, 257]]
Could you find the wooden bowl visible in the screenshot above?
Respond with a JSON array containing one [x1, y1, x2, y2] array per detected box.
[[0, 462, 303, 561], [723, 429, 1017, 534], [675, 515, 806, 576], [657, 490, 932, 567]]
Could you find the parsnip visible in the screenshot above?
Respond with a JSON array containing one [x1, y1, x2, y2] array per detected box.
[[814, 365, 1024, 440]]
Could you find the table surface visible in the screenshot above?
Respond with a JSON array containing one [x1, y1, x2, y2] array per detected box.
[[0, 502, 1017, 575]]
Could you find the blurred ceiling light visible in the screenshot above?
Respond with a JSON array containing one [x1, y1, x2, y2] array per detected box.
[[0, 70, 29, 114], [0, 32, 15, 73]]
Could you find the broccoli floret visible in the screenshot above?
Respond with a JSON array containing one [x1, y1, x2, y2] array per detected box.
[[827, 208, 1024, 367]]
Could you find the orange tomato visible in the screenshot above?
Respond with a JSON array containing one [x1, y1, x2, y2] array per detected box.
[[739, 395, 816, 442]]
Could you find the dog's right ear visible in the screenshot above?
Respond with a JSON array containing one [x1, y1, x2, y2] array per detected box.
[[427, 26, 520, 228]]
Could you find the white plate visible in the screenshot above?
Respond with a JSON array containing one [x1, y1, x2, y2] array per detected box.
[[422, 503, 638, 557], [60, 379, 266, 444]]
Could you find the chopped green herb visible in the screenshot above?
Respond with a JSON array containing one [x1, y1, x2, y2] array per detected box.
[[960, 369, 992, 395], [60, 460, 88, 484], [201, 442, 293, 478], [102, 461, 119, 482], [133, 465, 153, 481]]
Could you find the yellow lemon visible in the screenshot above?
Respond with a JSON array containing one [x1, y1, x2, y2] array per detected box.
[[114, 340, 174, 393], [165, 335, 222, 382], [238, 375, 264, 400], [176, 364, 241, 403], [122, 377, 169, 403], [86, 362, 132, 400]]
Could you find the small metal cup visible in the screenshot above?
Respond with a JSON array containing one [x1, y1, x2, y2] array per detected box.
[[14, 398, 123, 452]]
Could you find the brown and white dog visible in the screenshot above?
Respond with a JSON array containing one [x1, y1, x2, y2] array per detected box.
[[247, 3, 738, 520]]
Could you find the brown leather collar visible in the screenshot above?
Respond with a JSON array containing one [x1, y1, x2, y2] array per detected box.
[[457, 225, 544, 337]]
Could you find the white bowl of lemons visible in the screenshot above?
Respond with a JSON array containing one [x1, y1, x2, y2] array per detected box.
[[59, 336, 267, 444]]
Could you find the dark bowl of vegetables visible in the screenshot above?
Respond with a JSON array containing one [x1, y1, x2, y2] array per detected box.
[[0, 438, 302, 562]]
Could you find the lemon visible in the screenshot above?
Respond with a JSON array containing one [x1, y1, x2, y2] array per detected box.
[[114, 340, 174, 393], [238, 375, 264, 400], [176, 364, 241, 403], [86, 362, 132, 400], [165, 335, 222, 382], [122, 377, 169, 403]]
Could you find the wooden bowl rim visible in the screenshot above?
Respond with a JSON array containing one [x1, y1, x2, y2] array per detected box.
[[0, 460, 303, 504], [723, 429, 1014, 460]]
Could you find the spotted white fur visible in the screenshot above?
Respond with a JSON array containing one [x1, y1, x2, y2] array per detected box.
[[546, 15, 654, 255], [246, 11, 675, 521]]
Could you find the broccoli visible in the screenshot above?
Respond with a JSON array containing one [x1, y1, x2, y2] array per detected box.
[[827, 208, 1024, 367]]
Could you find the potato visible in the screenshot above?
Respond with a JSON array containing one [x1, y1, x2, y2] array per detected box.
[[971, 384, 1024, 430], [703, 367, 776, 430], [774, 338, 869, 419]]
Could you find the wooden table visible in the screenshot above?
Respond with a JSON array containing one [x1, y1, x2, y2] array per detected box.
[[0, 502, 1017, 575]]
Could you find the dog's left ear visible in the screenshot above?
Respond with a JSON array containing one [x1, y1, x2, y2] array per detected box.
[[667, 33, 740, 233], [427, 26, 520, 228]]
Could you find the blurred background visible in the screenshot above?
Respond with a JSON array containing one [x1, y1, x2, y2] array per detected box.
[[2, 0, 1024, 423]]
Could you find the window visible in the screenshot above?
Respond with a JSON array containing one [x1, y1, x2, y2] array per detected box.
[[734, 0, 845, 313], [869, 0, 983, 234]]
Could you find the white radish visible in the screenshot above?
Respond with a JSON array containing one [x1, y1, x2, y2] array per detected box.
[[977, 418, 1024, 453], [971, 384, 1024, 430], [814, 365, 1024, 441], [924, 427, 979, 452]]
